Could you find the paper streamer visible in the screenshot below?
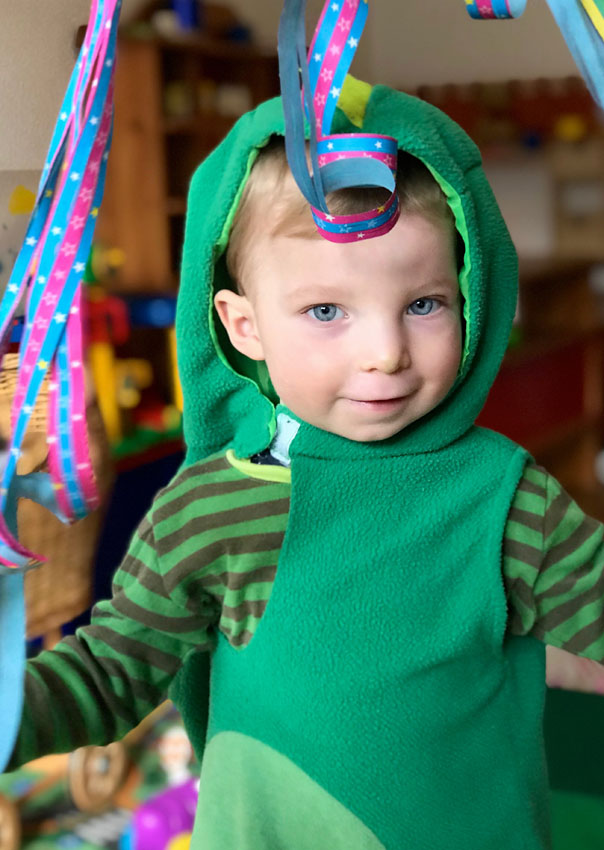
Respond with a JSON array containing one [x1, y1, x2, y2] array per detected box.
[[278, 0, 399, 242], [0, 0, 121, 772], [0, 0, 120, 572], [465, 0, 604, 113], [465, 0, 527, 18], [582, 0, 604, 40]]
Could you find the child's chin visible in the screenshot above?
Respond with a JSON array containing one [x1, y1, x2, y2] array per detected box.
[[330, 420, 409, 443]]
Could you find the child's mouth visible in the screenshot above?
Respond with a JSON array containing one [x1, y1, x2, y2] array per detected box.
[[348, 396, 408, 413]]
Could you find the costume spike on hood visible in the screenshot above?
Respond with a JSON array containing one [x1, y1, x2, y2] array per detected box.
[[176, 80, 517, 465]]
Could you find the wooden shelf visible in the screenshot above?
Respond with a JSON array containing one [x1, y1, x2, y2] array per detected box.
[[96, 34, 279, 295], [165, 197, 187, 216], [162, 112, 236, 137], [524, 414, 602, 457], [504, 328, 604, 368], [480, 261, 604, 500], [146, 33, 277, 62], [518, 257, 596, 287], [565, 484, 604, 522]]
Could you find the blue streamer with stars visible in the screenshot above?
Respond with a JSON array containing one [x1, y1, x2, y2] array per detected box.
[[0, 0, 121, 772], [278, 0, 399, 243]]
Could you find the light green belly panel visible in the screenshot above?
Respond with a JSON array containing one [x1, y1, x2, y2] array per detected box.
[[192, 732, 385, 850]]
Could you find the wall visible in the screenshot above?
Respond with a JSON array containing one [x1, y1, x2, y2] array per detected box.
[[0, 1, 85, 170], [0, 2, 87, 293], [370, 0, 577, 87], [120, 1, 579, 86], [156, 0, 577, 86]]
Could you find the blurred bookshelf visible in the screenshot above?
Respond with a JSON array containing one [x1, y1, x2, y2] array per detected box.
[[417, 77, 604, 517], [479, 259, 604, 518], [95, 30, 279, 294]]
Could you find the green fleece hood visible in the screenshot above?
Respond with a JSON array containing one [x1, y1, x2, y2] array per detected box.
[[176, 79, 517, 463]]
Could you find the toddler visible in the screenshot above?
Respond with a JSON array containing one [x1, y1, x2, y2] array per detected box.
[[6, 79, 604, 850]]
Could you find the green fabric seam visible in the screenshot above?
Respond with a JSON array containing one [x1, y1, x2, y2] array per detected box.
[[226, 449, 292, 483], [422, 163, 472, 372]]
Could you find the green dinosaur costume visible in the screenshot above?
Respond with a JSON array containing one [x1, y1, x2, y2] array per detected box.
[[169, 79, 543, 848], [15, 79, 604, 849]]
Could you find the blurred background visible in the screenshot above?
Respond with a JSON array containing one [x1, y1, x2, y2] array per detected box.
[[3, 2, 604, 848]]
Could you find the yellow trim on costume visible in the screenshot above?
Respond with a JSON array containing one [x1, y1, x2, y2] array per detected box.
[[582, 0, 604, 41], [339, 75, 373, 129], [226, 449, 292, 484]]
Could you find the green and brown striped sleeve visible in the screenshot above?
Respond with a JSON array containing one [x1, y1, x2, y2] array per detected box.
[[504, 463, 604, 660], [9, 452, 290, 768], [12, 449, 604, 770]]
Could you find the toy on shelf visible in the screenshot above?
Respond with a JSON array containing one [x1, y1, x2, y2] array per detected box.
[[120, 725, 197, 850], [125, 294, 182, 415], [84, 246, 183, 456], [85, 284, 131, 444], [0, 743, 128, 850], [84, 244, 130, 444], [0, 702, 199, 850], [415, 76, 597, 152]]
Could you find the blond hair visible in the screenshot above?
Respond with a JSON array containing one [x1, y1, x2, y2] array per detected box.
[[226, 137, 457, 291]]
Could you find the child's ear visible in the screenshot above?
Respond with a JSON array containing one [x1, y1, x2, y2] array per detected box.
[[213, 289, 265, 361]]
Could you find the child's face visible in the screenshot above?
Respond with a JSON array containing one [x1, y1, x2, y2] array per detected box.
[[216, 213, 462, 443]]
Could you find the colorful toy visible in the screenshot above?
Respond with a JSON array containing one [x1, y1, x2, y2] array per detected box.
[[82, 247, 182, 446], [119, 777, 198, 850], [0, 743, 128, 850], [124, 296, 182, 413], [84, 284, 131, 443], [119, 725, 197, 850], [84, 291, 182, 452]]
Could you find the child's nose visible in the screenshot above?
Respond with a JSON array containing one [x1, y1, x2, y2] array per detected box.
[[358, 325, 411, 374]]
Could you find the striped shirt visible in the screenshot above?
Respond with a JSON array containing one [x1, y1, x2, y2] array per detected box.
[[9, 451, 604, 767]]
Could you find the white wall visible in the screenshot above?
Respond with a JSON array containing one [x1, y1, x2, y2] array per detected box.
[[0, 1, 86, 170], [372, 0, 577, 87]]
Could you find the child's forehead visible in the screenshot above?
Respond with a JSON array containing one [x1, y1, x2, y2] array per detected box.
[[249, 212, 459, 295]]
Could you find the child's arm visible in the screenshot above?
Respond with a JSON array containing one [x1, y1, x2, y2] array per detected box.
[[7, 505, 217, 770], [504, 463, 604, 660]]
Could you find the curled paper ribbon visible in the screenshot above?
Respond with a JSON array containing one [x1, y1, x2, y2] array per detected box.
[[0, 0, 120, 572], [465, 0, 527, 19], [582, 0, 604, 40], [465, 0, 604, 114], [547, 0, 604, 112], [278, 0, 399, 242]]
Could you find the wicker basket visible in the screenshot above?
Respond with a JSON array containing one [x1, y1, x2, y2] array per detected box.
[[0, 353, 114, 645]]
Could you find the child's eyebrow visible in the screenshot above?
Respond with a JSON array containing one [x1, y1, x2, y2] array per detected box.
[[285, 284, 346, 302], [433, 277, 460, 291], [418, 275, 459, 294]]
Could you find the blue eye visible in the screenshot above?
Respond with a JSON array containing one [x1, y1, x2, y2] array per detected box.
[[408, 298, 439, 316], [308, 304, 344, 322]]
